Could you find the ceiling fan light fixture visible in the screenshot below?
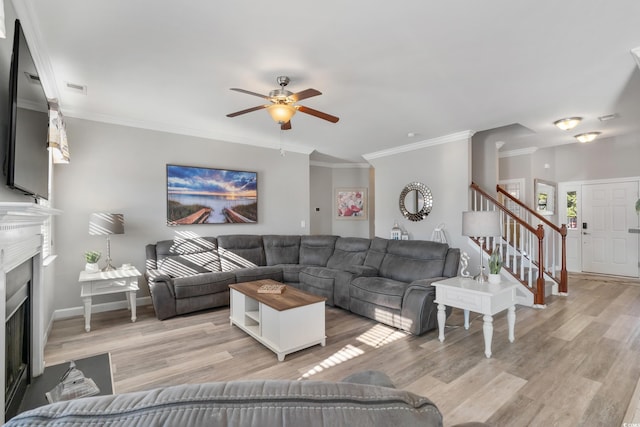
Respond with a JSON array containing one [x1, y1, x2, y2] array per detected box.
[[554, 117, 582, 131], [267, 103, 296, 124], [574, 132, 601, 143]]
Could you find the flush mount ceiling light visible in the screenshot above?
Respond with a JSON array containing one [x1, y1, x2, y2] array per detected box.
[[574, 132, 601, 143], [553, 117, 582, 131]]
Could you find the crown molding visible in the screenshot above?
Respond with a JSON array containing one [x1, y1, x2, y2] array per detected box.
[[362, 130, 474, 160], [498, 147, 538, 158], [310, 161, 371, 169]]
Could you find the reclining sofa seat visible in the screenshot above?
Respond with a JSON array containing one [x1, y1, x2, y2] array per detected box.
[[145, 234, 459, 336], [350, 238, 459, 335]]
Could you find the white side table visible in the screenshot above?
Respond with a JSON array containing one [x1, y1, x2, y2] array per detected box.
[[433, 276, 517, 358], [78, 267, 141, 332]]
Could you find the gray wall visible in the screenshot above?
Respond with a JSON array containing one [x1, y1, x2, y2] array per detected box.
[[471, 130, 499, 193], [309, 165, 332, 235], [53, 117, 311, 312], [500, 132, 640, 198], [367, 137, 471, 251]]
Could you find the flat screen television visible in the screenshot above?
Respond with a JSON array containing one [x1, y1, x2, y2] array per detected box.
[[4, 19, 50, 200], [166, 164, 258, 225]]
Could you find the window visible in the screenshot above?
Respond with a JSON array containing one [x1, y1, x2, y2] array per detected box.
[[566, 191, 577, 229]]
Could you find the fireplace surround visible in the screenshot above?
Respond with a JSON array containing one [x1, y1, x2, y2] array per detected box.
[[0, 202, 60, 422]]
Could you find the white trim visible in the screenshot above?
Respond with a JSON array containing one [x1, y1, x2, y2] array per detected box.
[[498, 147, 538, 158], [310, 161, 370, 169], [362, 130, 474, 160], [559, 176, 640, 187], [53, 297, 152, 320], [632, 46, 640, 70]]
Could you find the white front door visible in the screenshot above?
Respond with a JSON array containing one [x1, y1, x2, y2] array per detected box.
[[582, 181, 639, 277]]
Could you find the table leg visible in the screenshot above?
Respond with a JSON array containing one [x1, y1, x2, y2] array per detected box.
[[464, 309, 470, 330], [507, 305, 516, 342], [483, 314, 493, 358], [437, 303, 446, 342], [82, 297, 92, 332], [128, 291, 137, 323]]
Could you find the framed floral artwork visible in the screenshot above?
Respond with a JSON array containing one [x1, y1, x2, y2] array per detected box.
[[335, 188, 367, 220]]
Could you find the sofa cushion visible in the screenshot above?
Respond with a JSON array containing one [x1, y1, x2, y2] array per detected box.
[[155, 237, 221, 277], [263, 235, 301, 265], [350, 276, 407, 310], [326, 237, 371, 269], [298, 267, 337, 305], [172, 271, 236, 299], [6, 380, 443, 427], [217, 235, 266, 270], [363, 237, 388, 271], [299, 235, 338, 266], [234, 266, 283, 283], [379, 240, 449, 283], [280, 264, 305, 283]]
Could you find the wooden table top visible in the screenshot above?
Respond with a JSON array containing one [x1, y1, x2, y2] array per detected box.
[[229, 279, 326, 311]]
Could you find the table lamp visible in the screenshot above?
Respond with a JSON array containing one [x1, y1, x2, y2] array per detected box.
[[462, 210, 501, 283], [89, 213, 124, 271]]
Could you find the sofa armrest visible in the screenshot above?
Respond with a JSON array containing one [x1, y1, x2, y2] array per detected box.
[[401, 278, 451, 335], [145, 270, 177, 320]]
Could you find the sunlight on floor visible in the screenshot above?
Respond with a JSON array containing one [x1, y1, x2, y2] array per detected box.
[[298, 344, 364, 379], [356, 323, 408, 348]]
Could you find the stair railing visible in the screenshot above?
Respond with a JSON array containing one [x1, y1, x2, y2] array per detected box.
[[496, 185, 568, 294], [470, 183, 546, 305]]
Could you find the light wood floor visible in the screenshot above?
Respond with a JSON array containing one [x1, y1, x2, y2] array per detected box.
[[43, 273, 640, 426]]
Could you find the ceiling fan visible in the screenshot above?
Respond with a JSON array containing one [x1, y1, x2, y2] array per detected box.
[[226, 76, 339, 130]]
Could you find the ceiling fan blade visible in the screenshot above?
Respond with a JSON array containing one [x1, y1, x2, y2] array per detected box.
[[281, 121, 292, 130], [297, 105, 339, 123], [290, 88, 322, 102], [226, 105, 267, 117], [230, 88, 271, 100]]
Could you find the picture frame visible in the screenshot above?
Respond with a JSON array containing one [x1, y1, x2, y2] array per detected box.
[[166, 164, 257, 225], [335, 188, 368, 220]]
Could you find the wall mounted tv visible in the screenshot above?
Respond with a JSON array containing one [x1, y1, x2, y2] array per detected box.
[[4, 19, 50, 200]]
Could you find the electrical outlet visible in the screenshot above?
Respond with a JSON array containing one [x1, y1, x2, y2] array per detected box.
[[300, 220, 306, 228]]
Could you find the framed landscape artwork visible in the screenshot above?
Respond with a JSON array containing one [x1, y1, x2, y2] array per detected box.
[[335, 188, 368, 220], [166, 164, 258, 225]]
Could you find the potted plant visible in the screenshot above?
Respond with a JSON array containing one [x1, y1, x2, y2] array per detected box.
[[84, 250, 101, 273], [488, 247, 502, 284]]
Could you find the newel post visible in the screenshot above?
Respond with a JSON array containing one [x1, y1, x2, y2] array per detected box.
[[535, 224, 546, 305]]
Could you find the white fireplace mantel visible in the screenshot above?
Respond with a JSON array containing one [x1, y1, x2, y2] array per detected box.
[[0, 202, 61, 421]]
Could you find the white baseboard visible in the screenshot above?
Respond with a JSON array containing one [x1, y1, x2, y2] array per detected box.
[[53, 297, 152, 320]]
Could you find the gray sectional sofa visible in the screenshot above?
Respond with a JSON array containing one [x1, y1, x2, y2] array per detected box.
[[145, 234, 460, 335]]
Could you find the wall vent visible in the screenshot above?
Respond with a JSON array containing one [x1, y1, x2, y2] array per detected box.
[[64, 81, 87, 95]]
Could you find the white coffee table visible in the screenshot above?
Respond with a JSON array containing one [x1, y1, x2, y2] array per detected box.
[[433, 276, 517, 358], [78, 267, 140, 332], [229, 280, 326, 361]]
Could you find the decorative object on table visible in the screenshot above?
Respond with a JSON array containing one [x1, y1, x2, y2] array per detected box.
[[430, 223, 448, 244], [390, 221, 402, 240], [401, 229, 409, 240], [488, 247, 502, 284], [462, 210, 501, 283], [166, 164, 257, 225], [84, 251, 101, 273], [399, 182, 433, 221], [45, 360, 100, 404], [89, 212, 124, 271], [335, 188, 367, 220], [257, 283, 286, 294], [459, 251, 471, 278]]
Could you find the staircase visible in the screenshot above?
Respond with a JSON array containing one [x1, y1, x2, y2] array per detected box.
[[469, 183, 568, 307]]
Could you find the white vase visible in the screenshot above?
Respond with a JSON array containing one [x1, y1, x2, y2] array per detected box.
[[85, 262, 100, 273], [488, 273, 501, 284]]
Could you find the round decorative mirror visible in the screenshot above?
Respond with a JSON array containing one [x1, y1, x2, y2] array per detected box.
[[399, 182, 433, 221]]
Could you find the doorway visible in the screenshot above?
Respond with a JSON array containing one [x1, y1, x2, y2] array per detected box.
[[560, 178, 639, 278]]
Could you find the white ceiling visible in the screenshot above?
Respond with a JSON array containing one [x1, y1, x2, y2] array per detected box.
[[15, 0, 640, 163]]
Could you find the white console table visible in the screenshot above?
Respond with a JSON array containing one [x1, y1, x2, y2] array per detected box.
[[78, 267, 140, 332], [434, 276, 517, 358]]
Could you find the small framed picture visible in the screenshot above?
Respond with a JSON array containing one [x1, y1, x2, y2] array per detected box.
[[335, 188, 368, 220]]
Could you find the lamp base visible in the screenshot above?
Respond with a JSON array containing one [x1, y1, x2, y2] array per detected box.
[[102, 258, 116, 272], [473, 272, 488, 283]]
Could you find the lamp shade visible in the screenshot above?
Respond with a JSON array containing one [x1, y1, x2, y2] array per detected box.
[[462, 211, 501, 237], [89, 213, 124, 235], [267, 103, 296, 124]]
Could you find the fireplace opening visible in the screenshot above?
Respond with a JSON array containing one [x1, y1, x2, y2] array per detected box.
[[4, 259, 32, 420]]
